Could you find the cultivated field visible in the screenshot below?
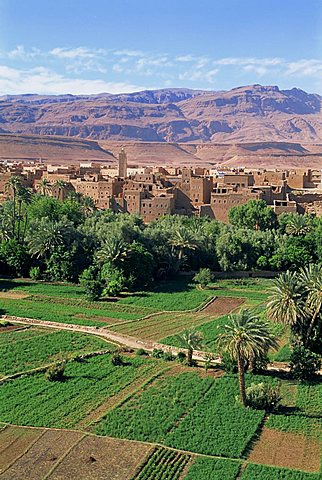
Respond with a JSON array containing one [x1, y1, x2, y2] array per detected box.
[[0, 275, 320, 479]]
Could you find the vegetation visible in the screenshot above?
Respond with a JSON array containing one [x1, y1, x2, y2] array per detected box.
[[216, 310, 278, 405], [245, 382, 281, 411], [176, 329, 204, 366], [241, 464, 320, 479], [193, 267, 214, 289], [184, 457, 241, 480], [134, 447, 190, 480]]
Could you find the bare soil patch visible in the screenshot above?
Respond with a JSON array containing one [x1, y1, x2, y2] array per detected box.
[[0, 426, 44, 474], [201, 296, 244, 315], [1, 429, 82, 480], [48, 435, 151, 480], [0, 325, 21, 333], [248, 427, 321, 472], [0, 291, 29, 300]]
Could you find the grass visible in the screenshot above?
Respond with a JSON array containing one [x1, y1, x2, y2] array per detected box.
[[0, 278, 86, 298], [0, 355, 159, 428], [184, 457, 241, 480], [96, 372, 269, 459], [96, 372, 214, 443], [134, 447, 190, 480], [118, 277, 216, 311], [0, 297, 142, 327], [241, 463, 321, 479], [266, 380, 322, 439], [0, 328, 112, 377]]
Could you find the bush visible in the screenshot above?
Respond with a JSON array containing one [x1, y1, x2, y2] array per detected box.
[[289, 344, 321, 380], [79, 267, 103, 301], [45, 361, 66, 381], [245, 382, 281, 411], [29, 266, 42, 280], [152, 348, 165, 358], [221, 352, 238, 373], [193, 268, 214, 289], [177, 351, 187, 363], [151, 348, 175, 361], [136, 348, 148, 356], [111, 353, 124, 366]]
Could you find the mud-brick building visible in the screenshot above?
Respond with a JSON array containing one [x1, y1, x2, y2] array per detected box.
[[70, 174, 124, 209], [209, 185, 263, 223], [179, 168, 213, 207]]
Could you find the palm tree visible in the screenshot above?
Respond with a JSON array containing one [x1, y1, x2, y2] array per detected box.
[[299, 264, 322, 346], [177, 329, 204, 366], [96, 236, 127, 266], [267, 266, 322, 348], [28, 218, 71, 259], [80, 195, 96, 215], [53, 180, 67, 200], [267, 270, 304, 327], [5, 175, 22, 238], [38, 178, 51, 196], [217, 310, 278, 406], [170, 228, 198, 272], [286, 215, 312, 236], [16, 186, 32, 243]]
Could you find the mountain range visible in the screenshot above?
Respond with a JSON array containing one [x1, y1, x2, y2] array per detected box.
[[1, 84, 322, 144]]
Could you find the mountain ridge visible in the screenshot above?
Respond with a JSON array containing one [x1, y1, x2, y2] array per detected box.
[[0, 85, 322, 144]]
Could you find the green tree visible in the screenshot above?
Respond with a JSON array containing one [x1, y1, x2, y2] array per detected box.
[[285, 214, 313, 236], [217, 310, 278, 406], [38, 178, 51, 196], [228, 199, 277, 231], [177, 329, 204, 366], [170, 227, 199, 272], [267, 265, 322, 350], [193, 268, 214, 289]]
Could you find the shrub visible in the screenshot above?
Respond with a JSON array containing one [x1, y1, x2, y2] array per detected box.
[[111, 353, 124, 366], [162, 352, 175, 362], [289, 344, 321, 380], [177, 351, 187, 363], [136, 348, 149, 356], [45, 361, 66, 381], [221, 352, 238, 373], [29, 266, 42, 280], [245, 382, 281, 411], [79, 267, 103, 301], [152, 348, 165, 359], [193, 268, 214, 289]]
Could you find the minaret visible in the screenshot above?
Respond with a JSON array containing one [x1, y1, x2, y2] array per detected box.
[[118, 147, 127, 178]]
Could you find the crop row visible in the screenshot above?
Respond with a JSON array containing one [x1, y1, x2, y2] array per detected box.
[[184, 457, 241, 480], [165, 376, 265, 458], [0, 355, 157, 428], [1, 298, 140, 327], [134, 447, 190, 480], [0, 329, 110, 377], [96, 372, 214, 442], [241, 463, 320, 479], [0, 327, 49, 346]]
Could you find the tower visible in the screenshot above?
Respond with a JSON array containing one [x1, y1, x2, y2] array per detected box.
[[118, 147, 127, 178]]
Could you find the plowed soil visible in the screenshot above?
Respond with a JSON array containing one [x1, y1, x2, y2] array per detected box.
[[248, 427, 321, 472], [201, 296, 244, 315]]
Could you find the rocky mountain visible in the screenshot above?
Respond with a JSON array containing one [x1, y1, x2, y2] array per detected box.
[[0, 85, 322, 143]]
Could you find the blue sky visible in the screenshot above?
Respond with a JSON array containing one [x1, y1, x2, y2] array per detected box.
[[0, 0, 322, 95]]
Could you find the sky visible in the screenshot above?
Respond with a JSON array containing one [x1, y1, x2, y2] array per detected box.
[[0, 0, 322, 95]]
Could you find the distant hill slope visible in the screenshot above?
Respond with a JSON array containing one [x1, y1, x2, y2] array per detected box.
[[0, 134, 115, 164], [1, 85, 322, 143]]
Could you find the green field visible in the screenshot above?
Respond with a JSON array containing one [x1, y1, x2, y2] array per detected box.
[[0, 354, 160, 428], [184, 457, 241, 480], [134, 447, 190, 480], [0, 327, 112, 377], [241, 464, 321, 480]]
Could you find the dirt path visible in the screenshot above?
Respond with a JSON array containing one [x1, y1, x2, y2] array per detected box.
[[2, 315, 296, 373]]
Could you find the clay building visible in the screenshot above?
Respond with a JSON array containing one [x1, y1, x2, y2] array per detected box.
[[209, 185, 262, 223], [70, 174, 124, 209]]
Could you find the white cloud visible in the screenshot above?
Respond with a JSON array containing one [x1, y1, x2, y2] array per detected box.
[[284, 59, 322, 76], [179, 68, 219, 83], [0, 65, 143, 95], [6, 45, 42, 60], [113, 49, 145, 57], [50, 46, 105, 59]]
